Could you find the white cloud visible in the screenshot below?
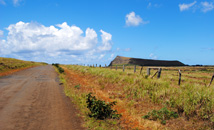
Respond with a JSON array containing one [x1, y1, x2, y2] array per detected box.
[[98, 54, 105, 59], [0, 21, 114, 64], [98, 30, 112, 51], [0, 0, 6, 5], [0, 30, 3, 37], [108, 54, 115, 60], [201, 2, 214, 12], [125, 12, 149, 27], [179, 1, 214, 13], [179, 1, 197, 11]]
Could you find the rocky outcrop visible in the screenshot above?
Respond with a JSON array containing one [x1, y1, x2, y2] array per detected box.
[[109, 56, 185, 66]]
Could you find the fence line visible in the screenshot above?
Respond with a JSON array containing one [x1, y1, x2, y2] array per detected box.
[[78, 64, 214, 86]]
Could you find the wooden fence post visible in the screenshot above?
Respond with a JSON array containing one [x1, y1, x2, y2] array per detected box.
[[110, 65, 112, 69], [140, 66, 143, 75], [208, 72, 214, 87], [151, 70, 158, 78], [178, 69, 182, 86], [96, 64, 97, 67], [123, 65, 125, 72], [116, 65, 117, 70], [134, 65, 136, 73], [157, 68, 162, 78], [147, 68, 150, 76], [105, 64, 106, 68]]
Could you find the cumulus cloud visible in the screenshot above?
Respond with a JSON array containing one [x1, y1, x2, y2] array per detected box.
[[0, 21, 114, 64], [125, 12, 149, 27], [179, 1, 197, 11], [98, 30, 112, 51], [201, 2, 214, 12]]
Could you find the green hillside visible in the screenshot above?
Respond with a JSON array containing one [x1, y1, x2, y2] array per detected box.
[[0, 57, 47, 73]]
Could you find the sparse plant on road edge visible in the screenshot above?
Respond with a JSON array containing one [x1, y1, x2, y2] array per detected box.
[[52, 63, 64, 73], [142, 107, 178, 125], [74, 84, 81, 89], [86, 93, 121, 120]]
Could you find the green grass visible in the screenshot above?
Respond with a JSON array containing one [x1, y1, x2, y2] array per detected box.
[[54, 65, 122, 129], [143, 107, 178, 125], [64, 65, 214, 129], [0, 57, 47, 73]]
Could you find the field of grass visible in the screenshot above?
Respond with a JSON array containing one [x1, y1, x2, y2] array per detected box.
[[60, 65, 214, 129], [0, 57, 47, 76]]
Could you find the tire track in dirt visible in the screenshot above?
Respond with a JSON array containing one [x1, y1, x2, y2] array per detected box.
[[0, 65, 85, 130]]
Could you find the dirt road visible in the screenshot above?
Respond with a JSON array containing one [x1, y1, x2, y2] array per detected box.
[[0, 65, 85, 130]]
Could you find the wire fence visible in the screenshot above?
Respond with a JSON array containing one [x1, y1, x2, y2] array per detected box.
[[79, 64, 214, 87]]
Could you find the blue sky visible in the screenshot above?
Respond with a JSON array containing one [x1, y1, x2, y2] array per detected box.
[[0, 0, 214, 65]]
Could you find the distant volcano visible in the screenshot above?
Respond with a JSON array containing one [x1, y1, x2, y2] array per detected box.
[[109, 56, 185, 66]]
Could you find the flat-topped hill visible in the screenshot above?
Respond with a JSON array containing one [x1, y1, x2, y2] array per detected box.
[[109, 56, 185, 66]]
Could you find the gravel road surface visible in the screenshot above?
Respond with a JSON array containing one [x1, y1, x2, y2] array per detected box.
[[0, 65, 85, 130]]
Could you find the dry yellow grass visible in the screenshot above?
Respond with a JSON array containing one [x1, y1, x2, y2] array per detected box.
[[0, 57, 47, 76], [60, 65, 214, 129]]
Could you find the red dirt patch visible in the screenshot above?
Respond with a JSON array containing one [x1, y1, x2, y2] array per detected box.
[[63, 66, 154, 129]]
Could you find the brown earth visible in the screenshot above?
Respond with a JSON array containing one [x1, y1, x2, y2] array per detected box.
[[0, 65, 85, 130], [63, 66, 155, 130], [63, 66, 211, 130]]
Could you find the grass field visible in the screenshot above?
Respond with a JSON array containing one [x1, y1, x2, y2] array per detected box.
[[59, 65, 214, 129], [0, 57, 47, 76]]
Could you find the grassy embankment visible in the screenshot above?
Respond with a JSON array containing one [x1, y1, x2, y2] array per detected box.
[[58, 64, 214, 129], [0, 57, 47, 77]]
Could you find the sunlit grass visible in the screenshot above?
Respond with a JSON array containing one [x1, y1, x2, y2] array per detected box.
[[62, 65, 214, 129], [0, 57, 47, 74]]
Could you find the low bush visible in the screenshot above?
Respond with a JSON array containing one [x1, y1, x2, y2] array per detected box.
[[142, 107, 178, 125], [74, 84, 81, 89], [86, 93, 121, 120], [52, 63, 59, 67], [58, 67, 64, 73], [52, 63, 64, 74]]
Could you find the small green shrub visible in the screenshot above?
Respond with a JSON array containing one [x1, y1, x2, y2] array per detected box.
[[86, 93, 121, 120], [74, 84, 81, 89], [58, 67, 64, 73], [142, 107, 178, 125], [52, 63, 64, 73], [52, 63, 59, 67]]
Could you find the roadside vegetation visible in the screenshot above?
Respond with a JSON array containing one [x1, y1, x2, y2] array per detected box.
[[56, 64, 214, 129], [0, 57, 47, 77], [52, 63, 64, 73], [54, 64, 123, 129]]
